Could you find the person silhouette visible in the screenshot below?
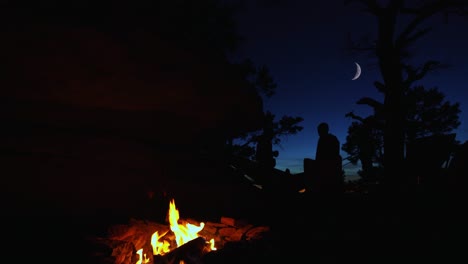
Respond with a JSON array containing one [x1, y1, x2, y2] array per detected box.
[[315, 122, 343, 194], [316, 122, 340, 161]]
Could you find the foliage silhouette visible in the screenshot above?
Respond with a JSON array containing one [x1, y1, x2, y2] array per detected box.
[[225, 59, 304, 166], [344, 85, 461, 186], [230, 111, 304, 163], [345, 0, 468, 190]]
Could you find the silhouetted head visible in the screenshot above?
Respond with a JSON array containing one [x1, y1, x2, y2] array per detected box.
[[317, 122, 329, 137]]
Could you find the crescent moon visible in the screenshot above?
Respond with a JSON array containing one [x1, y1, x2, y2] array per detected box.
[[352, 62, 361, 80]]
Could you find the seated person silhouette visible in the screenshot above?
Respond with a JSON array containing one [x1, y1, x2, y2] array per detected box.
[[311, 122, 343, 194], [316, 122, 340, 162]]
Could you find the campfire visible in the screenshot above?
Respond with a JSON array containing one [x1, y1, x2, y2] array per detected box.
[[135, 199, 216, 264], [93, 198, 271, 264]]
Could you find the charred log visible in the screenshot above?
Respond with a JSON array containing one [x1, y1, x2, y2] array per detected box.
[[153, 237, 208, 264]]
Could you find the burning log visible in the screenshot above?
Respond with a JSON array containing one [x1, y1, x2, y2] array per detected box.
[[89, 219, 172, 264], [89, 237, 139, 264], [198, 217, 270, 248], [91, 217, 270, 264], [153, 237, 208, 264], [90, 199, 271, 264], [107, 219, 171, 251]]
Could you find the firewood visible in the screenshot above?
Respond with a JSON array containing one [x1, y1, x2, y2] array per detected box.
[[152, 237, 208, 264], [218, 227, 236, 238], [88, 237, 136, 264], [244, 226, 270, 240], [220, 216, 248, 228], [220, 216, 235, 226], [228, 224, 253, 241]]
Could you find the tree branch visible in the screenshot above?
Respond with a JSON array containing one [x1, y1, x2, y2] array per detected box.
[[345, 111, 365, 122], [374, 81, 386, 93], [356, 97, 384, 113], [402, 60, 442, 86], [397, 26, 433, 49], [344, 0, 382, 15], [237, 133, 260, 149], [396, 1, 468, 50]]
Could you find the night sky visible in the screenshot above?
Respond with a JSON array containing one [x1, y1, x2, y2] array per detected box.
[[229, 0, 468, 177]]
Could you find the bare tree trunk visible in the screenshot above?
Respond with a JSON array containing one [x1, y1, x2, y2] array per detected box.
[[375, 4, 407, 191]]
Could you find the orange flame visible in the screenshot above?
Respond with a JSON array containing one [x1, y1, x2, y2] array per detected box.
[[135, 199, 216, 264], [168, 199, 204, 247]]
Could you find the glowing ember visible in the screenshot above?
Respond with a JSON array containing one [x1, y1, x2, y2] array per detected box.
[[208, 238, 216, 251], [136, 199, 216, 264], [135, 249, 150, 264]]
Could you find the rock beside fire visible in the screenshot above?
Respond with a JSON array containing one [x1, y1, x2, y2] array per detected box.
[[91, 216, 270, 264]]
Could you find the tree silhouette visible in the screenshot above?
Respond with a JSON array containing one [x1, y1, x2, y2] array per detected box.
[[230, 110, 304, 162], [345, 0, 468, 190], [342, 115, 384, 184], [233, 58, 278, 98], [343, 85, 461, 185], [226, 59, 304, 166], [405, 86, 461, 142]]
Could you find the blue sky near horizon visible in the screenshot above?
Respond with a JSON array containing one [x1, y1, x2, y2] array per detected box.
[[228, 0, 468, 180]]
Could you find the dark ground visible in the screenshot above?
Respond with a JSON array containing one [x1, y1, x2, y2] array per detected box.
[[268, 191, 467, 264], [4, 184, 466, 264], [2, 144, 466, 264]]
